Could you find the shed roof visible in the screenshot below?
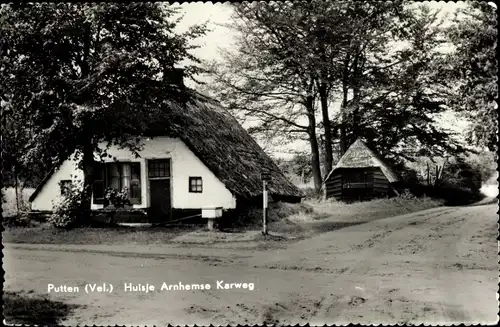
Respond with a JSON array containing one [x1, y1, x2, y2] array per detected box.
[[324, 138, 401, 183]]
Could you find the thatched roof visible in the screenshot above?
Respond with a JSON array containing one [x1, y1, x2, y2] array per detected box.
[[324, 138, 401, 183], [155, 91, 303, 200], [30, 90, 303, 202]]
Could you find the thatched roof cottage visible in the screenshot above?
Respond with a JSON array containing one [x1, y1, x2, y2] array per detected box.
[[323, 138, 401, 201], [29, 90, 303, 224]]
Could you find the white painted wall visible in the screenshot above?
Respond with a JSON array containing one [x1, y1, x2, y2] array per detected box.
[[30, 137, 237, 211], [31, 154, 83, 211]]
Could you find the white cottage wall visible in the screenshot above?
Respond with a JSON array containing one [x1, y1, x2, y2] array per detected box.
[[30, 155, 84, 211], [31, 137, 237, 211]]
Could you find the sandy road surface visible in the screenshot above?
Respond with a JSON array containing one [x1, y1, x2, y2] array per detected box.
[[3, 204, 498, 325]]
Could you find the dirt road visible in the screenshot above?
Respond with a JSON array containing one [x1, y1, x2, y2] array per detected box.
[[3, 204, 498, 325]]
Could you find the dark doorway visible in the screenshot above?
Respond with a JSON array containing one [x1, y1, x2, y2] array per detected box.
[[148, 159, 171, 223]]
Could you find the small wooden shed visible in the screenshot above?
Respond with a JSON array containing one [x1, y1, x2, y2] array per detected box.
[[323, 139, 402, 201]]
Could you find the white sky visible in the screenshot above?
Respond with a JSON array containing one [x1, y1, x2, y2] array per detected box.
[[174, 2, 473, 159], [174, 2, 236, 88], [175, 2, 468, 65], [175, 2, 236, 56]]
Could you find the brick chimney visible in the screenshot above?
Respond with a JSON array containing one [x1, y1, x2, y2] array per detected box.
[[163, 67, 184, 88]]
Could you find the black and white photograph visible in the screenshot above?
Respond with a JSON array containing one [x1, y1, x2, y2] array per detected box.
[[1, 1, 498, 325]]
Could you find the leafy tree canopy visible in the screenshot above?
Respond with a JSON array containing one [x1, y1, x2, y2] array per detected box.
[[446, 1, 497, 151], [1, 3, 206, 182], [1, 3, 206, 216]]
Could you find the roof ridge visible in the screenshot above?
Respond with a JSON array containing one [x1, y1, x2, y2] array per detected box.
[[30, 91, 303, 203], [323, 138, 401, 184]]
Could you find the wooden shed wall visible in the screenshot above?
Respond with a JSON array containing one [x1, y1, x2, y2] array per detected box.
[[325, 173, 342, 199], [325, 167, 391, 201], [372, 168, 389, 196]]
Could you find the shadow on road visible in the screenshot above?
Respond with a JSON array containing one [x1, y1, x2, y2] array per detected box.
[[3, 291, 83, 325]]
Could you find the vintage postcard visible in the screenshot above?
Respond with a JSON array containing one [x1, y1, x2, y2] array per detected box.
[[2, 1, 498, 325]]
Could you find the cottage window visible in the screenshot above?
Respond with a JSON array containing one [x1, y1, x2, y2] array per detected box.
[[92, 162, 142, 205], [60, 180, 72, 197], [189, 177, 203, 193], [148, 160, 170, 178]]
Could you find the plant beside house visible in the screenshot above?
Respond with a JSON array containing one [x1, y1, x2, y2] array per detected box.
[[104, 187, 132, 209], [48, 185, 134, 228], [48, 181, 87, 229], [101, 187, 133, 225]]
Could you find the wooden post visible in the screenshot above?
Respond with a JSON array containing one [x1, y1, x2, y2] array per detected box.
[[434, 165, 440, 186], [14, 167, 20, 216], [207, 218, 214, 231], [261, 171, 271, 236], [426, 162, 431, 186], [262, 179, 268, 235]]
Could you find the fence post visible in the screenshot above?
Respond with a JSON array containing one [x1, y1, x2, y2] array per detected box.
[[262, 179, 268, 235]]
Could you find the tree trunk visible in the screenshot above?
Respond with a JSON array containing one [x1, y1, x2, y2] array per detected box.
[[309, 131, 322, 191], [426, 162, 431, 186], [351, 45, 363, 141], [351, 90, 361, 140], [77, 21, 94, 223], [340, 89, 349, 156], [79, 142, 95, 223], [319, 83, 333, 174], [14, 166, 20, 216], [305, 95, 322, 191], [340, 55, 351, 156], [433, 165, 438, 186]]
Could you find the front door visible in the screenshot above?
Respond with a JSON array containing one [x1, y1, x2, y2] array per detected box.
[[148, 159, 171, 223]]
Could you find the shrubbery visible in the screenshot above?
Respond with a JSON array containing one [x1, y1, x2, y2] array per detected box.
[[396, 188, 417, 200], [402, 151, 496, 205], [48, 181, 87, 229], [3, 213, 33, 227], [104, 187, 131, 207]]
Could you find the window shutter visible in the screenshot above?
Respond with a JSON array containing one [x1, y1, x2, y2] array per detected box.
[[130, 162, 141, 204], [92, 162, 106, 204]]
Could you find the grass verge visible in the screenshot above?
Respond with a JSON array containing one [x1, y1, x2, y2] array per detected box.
[[3, 224, 197, 245], [3, 195, 444, 246], [268, 196, 445, 237]]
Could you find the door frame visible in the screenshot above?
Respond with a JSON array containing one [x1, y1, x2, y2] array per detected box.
[[146, 158, 173, 221]]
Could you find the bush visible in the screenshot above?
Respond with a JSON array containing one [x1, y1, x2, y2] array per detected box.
[[396, 188, 417, 200], [434, 183, 484, 206], [104, 187, 131, 207], [404, 180, 484, 206], [48, 181, 87, 229], [440, 161, 482, 193], [3, 213, 33, 227]]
